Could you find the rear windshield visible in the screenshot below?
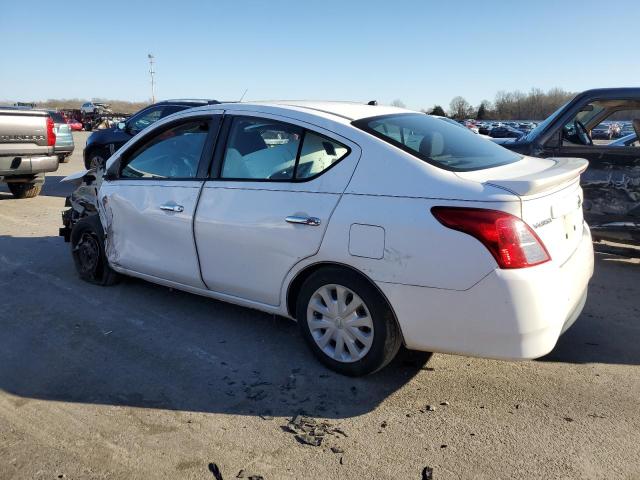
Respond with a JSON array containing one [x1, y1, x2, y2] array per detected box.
[[354, 113, 521, 171]]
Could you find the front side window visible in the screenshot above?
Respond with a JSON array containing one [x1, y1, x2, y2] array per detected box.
[[353, 113, 521, 172], [221, 118, 303, 180], [120, 120, 209, 179]]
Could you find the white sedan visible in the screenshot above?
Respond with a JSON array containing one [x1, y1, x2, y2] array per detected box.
[[62, 101, 594, 376]]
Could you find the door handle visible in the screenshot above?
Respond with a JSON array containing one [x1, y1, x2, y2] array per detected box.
[[160, 204, 184, 213], [285, 215, 321, 226]]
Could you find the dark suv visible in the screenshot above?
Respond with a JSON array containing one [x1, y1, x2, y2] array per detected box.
[[83, 99, 219, 169]]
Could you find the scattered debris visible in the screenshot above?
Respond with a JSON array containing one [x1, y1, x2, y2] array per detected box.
[[380, 421, 388, 428], [422, 466, 434, 480], [236, 470, 264, 480], [440, 444, 447, 448], [103, 330, 113, 336], [339, 456, 344, 465], [440, 401, 449, 406], [259, 412, 274, 421], [331, 446, 344, 454], [208, 463, 224, 480], [422, 366, 435, 371], [283, 414, 347, 447], [588, 413, 606, 419], [426, 405, 436, 411], [564, 417, 574, 422]]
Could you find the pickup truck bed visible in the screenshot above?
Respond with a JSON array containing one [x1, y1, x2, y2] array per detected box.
[[0, 108, 60, 198]]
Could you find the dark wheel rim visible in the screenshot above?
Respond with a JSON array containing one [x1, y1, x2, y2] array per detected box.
[[75, 232, 100, 276]]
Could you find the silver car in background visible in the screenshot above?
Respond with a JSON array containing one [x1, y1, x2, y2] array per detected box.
[[47, 110, 74, 163]]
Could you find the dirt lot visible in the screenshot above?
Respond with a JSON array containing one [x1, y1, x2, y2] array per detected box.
[[1, 132, 639, 479]]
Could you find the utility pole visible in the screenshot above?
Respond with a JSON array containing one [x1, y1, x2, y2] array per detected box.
[[148, 54, 156, 103]]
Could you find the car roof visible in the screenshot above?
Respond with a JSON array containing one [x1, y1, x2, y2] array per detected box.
[[158, 99, 220, 106], [201, 100, 414, 124]]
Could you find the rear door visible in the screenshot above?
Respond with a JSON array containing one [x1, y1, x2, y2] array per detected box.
[[194, 112, 360, 306], [100, 113, 221, 288]]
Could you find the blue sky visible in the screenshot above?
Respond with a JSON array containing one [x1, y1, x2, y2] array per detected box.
[[2, 0, 638, 110]]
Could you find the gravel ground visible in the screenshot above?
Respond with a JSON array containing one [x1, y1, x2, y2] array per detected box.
[[0, 132, 639, 479]]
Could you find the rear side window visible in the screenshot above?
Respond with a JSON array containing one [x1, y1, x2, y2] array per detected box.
[[353, 113, 521, 172], [220, 117, 350, 181], [121, 120, 209, 179], [297, 132, 349, 179]]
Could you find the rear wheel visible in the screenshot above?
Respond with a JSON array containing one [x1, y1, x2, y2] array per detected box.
[[296, 267, 402, 376], [71, 216, 119, 286], [60, 154, 71, 164], [8, 182, 42, 199]]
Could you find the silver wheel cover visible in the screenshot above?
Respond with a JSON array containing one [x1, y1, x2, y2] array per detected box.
[[306, 284, 374, 363]]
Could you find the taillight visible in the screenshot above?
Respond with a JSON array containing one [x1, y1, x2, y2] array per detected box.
[[431, 207, 550, 269], [46, 116, 56, 146]]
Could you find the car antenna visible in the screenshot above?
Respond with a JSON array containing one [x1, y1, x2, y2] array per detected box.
[[239, 88, 248, 102]]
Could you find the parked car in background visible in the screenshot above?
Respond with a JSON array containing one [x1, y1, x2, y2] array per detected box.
[[66, 118, 83, 131], [47, 110, 74, 163], [80, 102, 111, 115], [499, 88, 640, 244], [591, 123, 615, 140], [83, 99, 220, 169], [61, 101, 593, 376], [0, 107, 59, 198], [489, 125, 525, 139]]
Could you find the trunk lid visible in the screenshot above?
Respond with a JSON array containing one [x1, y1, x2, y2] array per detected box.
[[456, 156, 588, 265]]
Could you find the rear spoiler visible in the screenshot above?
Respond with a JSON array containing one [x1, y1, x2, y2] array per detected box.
[[486, 157, 588, 196]]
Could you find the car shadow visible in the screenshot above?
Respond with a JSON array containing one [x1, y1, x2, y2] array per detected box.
[[539, 253, 640, 365], [0, 234, 431, 419]]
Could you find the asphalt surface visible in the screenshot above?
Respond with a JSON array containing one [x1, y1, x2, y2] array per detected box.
[[0, 132, 639, 479]]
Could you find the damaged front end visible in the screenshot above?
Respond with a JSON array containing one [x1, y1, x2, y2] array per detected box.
[[59, 168, 104, 242]]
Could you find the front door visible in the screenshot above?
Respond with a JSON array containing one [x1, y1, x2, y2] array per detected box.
[[194, 113, 360, 306], [100, 114, 220, 288]]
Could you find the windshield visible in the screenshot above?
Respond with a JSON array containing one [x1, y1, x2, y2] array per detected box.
[[353, 113, 521, 172]]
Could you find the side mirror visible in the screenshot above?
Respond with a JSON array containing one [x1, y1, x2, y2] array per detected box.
[[117, 122, 126, 130]]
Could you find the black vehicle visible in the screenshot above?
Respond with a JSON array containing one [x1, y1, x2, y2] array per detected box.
[[499, 88, 640, 244], [83, 99, 219, 169], [591, 123, 613, 140], [489, 125, 525, 139]]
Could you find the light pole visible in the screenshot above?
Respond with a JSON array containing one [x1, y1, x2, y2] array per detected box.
[[148, 54, 156, 103]]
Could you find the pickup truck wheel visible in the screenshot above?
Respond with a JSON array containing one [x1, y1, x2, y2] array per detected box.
[[60, 154, 71, 164], [7, 182, 42, 199], [296, 267, 402, 376], [71, 216, 119, 286]]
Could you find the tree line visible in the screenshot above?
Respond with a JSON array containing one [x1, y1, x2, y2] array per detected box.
[[396, 87, 578, 121]]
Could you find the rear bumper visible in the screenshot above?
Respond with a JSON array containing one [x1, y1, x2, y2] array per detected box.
[[0, 155, 60, 177], [377, 223, 594, 360]]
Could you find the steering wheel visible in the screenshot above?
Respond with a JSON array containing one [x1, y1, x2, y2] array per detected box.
[[574, 120, 592, 146]]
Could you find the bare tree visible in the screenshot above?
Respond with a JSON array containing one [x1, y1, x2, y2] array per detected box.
[[449, 96, 472, 120], [390, 99, 406, 108]]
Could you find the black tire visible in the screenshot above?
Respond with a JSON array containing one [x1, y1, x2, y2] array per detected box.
[[60, 154, 71, 164], [8, 182, 42, 199], [70, 216, 119, 286], [296, 267, 402, 376]]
